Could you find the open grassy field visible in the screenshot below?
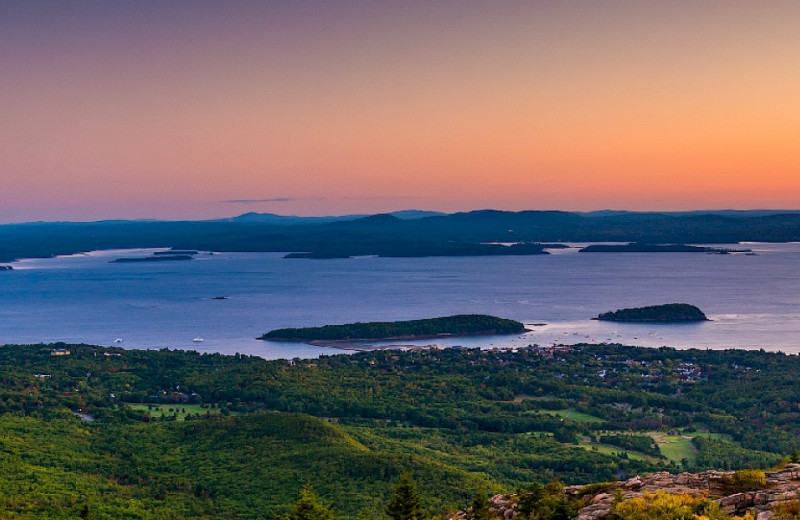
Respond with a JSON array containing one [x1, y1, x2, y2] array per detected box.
[[649, 432, 697, 465], [126, 403, 222, 421]]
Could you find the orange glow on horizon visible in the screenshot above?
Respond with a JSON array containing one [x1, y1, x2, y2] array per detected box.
[[1, 1, 799, 222]]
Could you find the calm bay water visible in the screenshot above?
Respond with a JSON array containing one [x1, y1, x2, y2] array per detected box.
[[2, 243, 800, 358]]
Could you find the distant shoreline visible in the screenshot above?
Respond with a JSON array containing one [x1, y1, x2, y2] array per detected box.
[[4, 208, 800, 263], [110, 255, 194, 263], [307, 340, 440, 351], [579, 243, 751, 254]]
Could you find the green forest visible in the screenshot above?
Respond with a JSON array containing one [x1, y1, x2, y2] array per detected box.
[[0, 342, 798, 518], [595, 304, 709, 322], [260, 315, 527, 341]]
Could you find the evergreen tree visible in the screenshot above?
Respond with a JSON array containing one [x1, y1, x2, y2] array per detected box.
[[550, 499, 576, 520], [517, 482, 544, 519], [386, 472, 425, 520], [466, 489, 492, 520], [283, 483, 334, 520]]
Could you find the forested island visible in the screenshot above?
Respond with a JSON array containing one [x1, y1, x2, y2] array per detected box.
[[596, 303, 709, 322], [579, 243, 749, 253], [0, 342, 799, 518], [260, 314, 528, 342]]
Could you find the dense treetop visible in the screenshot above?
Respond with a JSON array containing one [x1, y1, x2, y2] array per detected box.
[[0, 341, 798, 517], [260, 315, 527, 341], [596, 304, 708, 322]]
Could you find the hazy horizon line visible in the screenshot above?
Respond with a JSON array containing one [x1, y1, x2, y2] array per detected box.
[[3, 207, 800, 226]]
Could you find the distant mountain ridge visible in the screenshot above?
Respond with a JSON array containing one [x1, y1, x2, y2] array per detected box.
[[215, 209, 446, 225], [3, 208, 800, 262], [5, 209, 800, 227]]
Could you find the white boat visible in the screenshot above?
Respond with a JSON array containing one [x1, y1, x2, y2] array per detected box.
[[192, 337, 204, 343], [114, 338, 123, 343]]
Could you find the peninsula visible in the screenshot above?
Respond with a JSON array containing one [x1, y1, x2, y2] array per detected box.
[[260, 314, 528, 342], [579, 243, 749, 253], [284, 241, 549, 259], [152, 250, 199, 256], [596, 303, 708, 322], [111, 254, 194, 263]]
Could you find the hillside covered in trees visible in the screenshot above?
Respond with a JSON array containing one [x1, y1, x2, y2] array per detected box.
[[0, 343, 799, 518]]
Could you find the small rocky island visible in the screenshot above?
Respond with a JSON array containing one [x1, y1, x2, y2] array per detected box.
[[596, 303, 708, 322], [260, 314, 528, 342], [0, 265, 12, 271]]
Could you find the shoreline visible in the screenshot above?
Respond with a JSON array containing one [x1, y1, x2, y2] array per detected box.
[[308, 340, 441, 351], [263, 327, 531, 346]]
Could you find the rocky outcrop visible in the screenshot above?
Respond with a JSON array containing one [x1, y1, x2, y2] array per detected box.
[[570, 465, 800, 519], [449, 465, 800, 520]]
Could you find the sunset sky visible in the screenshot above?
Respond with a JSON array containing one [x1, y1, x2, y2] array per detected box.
[[2, 1, 799, 222]]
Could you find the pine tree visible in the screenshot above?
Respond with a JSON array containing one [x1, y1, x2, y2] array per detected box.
[[283, 483, 334, 520], [517, 482, 544, 519], [385, 472, 425, 520], [466, 489, 492, 520]]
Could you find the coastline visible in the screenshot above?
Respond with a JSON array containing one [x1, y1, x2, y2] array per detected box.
[[308, 340, 441, 351], [7, 245, 800, 356], [263, 327, 531, 346]]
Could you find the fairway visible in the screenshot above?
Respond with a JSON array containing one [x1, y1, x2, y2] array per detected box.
[[649, 432, 697, 465], [127, 403, 223, 421]]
